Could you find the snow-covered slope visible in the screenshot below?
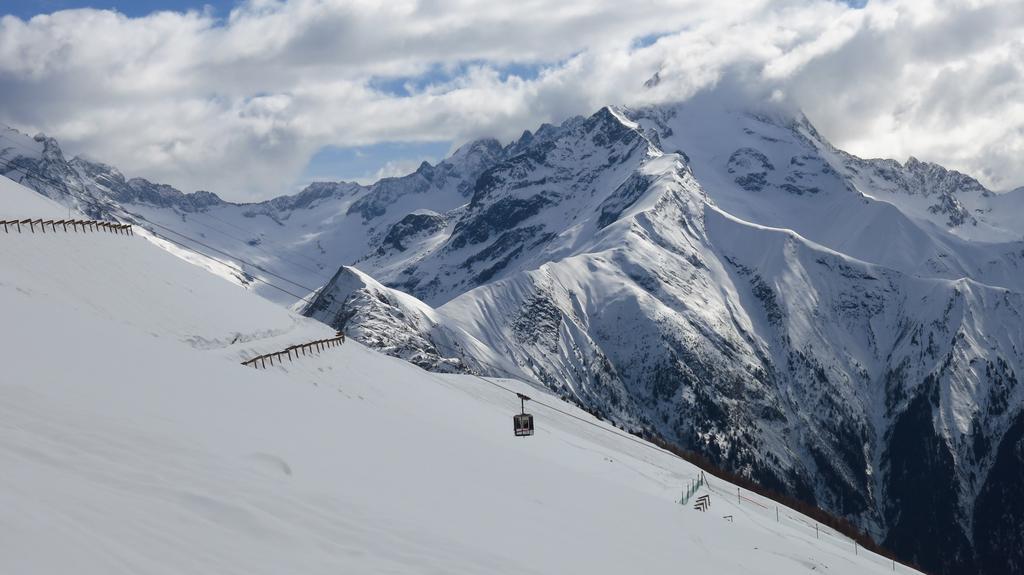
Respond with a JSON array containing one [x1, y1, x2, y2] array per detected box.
[[0, 171, 68, 217], [0, 176, 921, 574]]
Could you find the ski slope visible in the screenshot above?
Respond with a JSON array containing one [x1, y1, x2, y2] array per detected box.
[[0, 178, 918, 574]]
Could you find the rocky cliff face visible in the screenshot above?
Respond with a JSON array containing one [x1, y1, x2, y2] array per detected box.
[[5, 101, 1024, 574], [300, 266, 469, 373]]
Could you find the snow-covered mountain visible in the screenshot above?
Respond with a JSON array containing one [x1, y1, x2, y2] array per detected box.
[[0, 124, 507, 298], [1, 174, 921, 575], [4, 98, 1023, 574]]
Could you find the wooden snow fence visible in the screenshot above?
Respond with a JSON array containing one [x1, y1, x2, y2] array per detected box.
[[241, 334, 346, 369], [0, 219, 133, 235]]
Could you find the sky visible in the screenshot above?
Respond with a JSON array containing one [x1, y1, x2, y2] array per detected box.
[[0, 0, 1021, 200]]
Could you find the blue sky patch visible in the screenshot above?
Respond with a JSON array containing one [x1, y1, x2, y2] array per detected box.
[[369, 60, 546, 98], [3, 0, 237, 19]]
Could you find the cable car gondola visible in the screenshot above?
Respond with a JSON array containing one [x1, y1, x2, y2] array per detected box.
[[513, 393, 534, 437]]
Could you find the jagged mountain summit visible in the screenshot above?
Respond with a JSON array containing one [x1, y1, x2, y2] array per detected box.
[[4, 98, 1024, 575]]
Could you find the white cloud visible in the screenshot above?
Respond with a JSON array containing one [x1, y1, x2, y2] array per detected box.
[[0, 0, 1022, 199], [364, 158, 436, 184]]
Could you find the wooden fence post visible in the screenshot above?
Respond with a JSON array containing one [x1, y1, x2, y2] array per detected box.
[[240, 336, 351, 371]]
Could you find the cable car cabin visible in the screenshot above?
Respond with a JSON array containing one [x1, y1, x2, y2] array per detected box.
[[513, 413, 534, 437], [513, 392, 534, 437]]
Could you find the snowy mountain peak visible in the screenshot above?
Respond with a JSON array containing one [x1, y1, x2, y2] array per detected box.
[[301, 265, 471, 373]]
